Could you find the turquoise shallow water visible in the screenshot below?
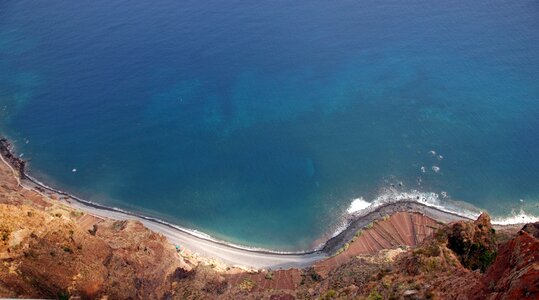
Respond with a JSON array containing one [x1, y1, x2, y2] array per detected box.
[[1, 1, 538, 250]]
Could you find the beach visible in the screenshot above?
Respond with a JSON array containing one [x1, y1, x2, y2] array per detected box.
[[2, 0, 539, 259], [1, 2, 538, 298], [2, 139, 536, 299], [0, 137, 481, 269]]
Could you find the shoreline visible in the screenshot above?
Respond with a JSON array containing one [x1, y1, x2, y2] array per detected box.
[[0, 136, 521, 269]]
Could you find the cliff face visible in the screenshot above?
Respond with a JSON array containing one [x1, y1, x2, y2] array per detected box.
[[0, 203, 187, 299], [251, 216, 536, 300], [0, 154, 537, 299], [1, 202, 536, 300], [447, 213, 498, 272], [0, 142, 193, 298], [470, 228, 539, 299]]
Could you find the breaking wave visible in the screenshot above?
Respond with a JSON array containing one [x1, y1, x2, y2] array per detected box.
[[346, 187, 539, 226], [347, 197, 371, 214], [491, 209, 539, 225], [346, 188, 476, 219]]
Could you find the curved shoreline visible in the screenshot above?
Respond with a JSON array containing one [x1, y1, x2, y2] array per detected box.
[[322, 200, 470, 254], [0, 137, 486, 268], [23, 172, 320, 256]]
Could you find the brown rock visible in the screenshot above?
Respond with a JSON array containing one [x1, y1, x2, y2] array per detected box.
[[447, 213, 497, 271], [521, 222, 539, 239], [1, 151, 538, 300], [0, 204, 186, 299], [270, 293, 295, 300], [470, 229, 539, 300]]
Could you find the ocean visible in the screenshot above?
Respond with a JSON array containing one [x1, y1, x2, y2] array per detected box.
[[1, 0, 538, 251]]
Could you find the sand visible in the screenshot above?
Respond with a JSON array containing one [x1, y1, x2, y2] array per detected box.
[[0, 140, 474, 269]]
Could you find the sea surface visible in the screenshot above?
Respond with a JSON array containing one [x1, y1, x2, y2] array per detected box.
[[1, 1, 538, 251]]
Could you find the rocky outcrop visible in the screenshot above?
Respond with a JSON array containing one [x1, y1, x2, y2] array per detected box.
[[0, 190, 536, 299], [223, 211, 443, 293], [0, 138, 26, 179], [314, 211, 442, 277], [522, 222, 539, 239], [251, 215, 535, 300], [470, 223, 539, 300], [447, 212, 498, 271], [0, 204, 186, 299], [0, 149, 537, 299]]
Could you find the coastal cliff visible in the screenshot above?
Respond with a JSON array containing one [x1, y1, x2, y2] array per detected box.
[[0, 149, 537, 299], [0, 204, 187, 299]]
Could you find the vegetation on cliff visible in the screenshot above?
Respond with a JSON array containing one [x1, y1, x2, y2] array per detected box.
[[0, 153, 537, 299], [446, 213, 497, 272]]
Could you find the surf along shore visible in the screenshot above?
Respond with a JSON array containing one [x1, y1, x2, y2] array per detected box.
[[1, 136, 476, 269]]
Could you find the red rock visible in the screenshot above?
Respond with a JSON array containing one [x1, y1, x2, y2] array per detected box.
[[270, 293, 295, 300], [470, 230, 539, 300]]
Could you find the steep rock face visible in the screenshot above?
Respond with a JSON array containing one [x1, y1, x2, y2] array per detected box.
[[313, 212, 442, 277], [351, 222, 482, 299], [1, 155, 537, 299], [0, 204, 185, 299], [0, 139, 26, 179], [522, 222, 539, 239], [0, 155, 193, 299], [92, 220, 186, 299], [222, 211, 443, 295], [470, 224, 539, 300], [447, 213, 497, 271]]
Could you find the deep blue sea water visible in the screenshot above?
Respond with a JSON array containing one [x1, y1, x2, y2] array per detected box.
[[1, 1, 538, 250]]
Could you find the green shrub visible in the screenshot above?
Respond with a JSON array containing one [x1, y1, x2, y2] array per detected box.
[[320, 289, 337, 299], [367, 290, 383, 300], [333, 242, 350, 257], [239, 278, 256, 291], [310, 271, 322, 282], [478, 249, 497, 272], [351, 230, 362, 243], [58, 291, 70, 300]]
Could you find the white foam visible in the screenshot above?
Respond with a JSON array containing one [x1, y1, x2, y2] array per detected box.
[[492, 210, 539, 225], [347, 197, 372, 214], [372, 188, 443, 208], [347, 187, 539, 227], [346, 189, 443, 217], [345, 187, 481, 222]]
